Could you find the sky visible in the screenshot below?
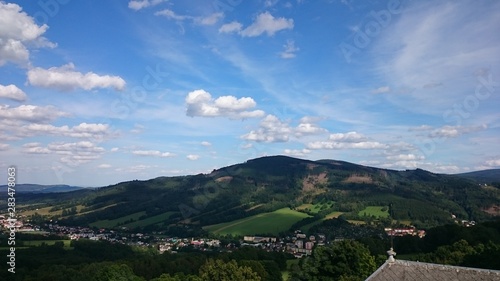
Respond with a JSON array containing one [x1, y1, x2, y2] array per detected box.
[[0, 0, 499, 187]]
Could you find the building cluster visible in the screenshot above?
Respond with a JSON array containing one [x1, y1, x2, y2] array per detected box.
[[384, 226, 426, 238], [0, 215, 39, 232]]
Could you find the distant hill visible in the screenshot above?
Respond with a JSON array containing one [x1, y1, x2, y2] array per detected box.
[[0, 184, 86, 194], [455, 169, 500, 184], [8, 156, 500, 235]]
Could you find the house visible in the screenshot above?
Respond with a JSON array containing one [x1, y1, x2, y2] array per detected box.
[[365, 249, 500, 281]]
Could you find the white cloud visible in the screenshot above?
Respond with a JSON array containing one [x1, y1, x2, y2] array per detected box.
[[242, 115, 292, 142], [22, 142, 50, 154], [0, 2, 55, 66], [307, 131, 388, 150], [186, 154, 200, 160], [374, 1, 500, 112], [155, 9, 189, 21], [201, 141, 212, 147], [22, 141, 106, 165], [483, 159, 500, 168], [0, 104, 67, 123], [295, 122, 328, 136], [132, 150, 175, 157], [242, 115, 328, 143], [240, 12, 294, 37], [0, 84, 27, 101], [284, 148, 311, 157], [185, 89, 264, 119], [22, 123, 112, 140], [328, 131, 367, 142], [219, 21, 243, 34], [387, 154, 425, 161], [280, 40, 299, 59], [128, 0, 167, 11], [219, 12, 293, 37], [27, 63, 126, 91], [0, 143, 9, 151], [98, 164, 112, 168], [195, 12, 224, 26], [427, 125, 487, 138]]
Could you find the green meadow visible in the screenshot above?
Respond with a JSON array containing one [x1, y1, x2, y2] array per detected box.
[[358, 206, 389, 218], [203, 208, 310, 236]]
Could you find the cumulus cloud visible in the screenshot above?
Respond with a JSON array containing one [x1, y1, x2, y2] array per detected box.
[[242, 115, 292, 142], [195, 12, 224, 25], [0, 84, 27, 101], [22, 141, 105, 165], [427, 125, 488, 138], [132, 150, 175, 157], [483, 159, 500, 168], [280, 40, 299, 59], [186, 154, 200, 160], [185, 89, 264, 119], [307, 131, 388, 150], [0, 143, 9, 151], [27, 63, 126, 91], [0, 2, 55, 66], [219, 21, 243, 34], [22, 123, 112, 140], [201, 141, 212, 146], [242, 115, 328, 143], [284, 148, 311, 157], [128, 0, 167, 11], [219, 12, 293, 37], [241, 12, 293, 37], [0, 104, 68, 123]]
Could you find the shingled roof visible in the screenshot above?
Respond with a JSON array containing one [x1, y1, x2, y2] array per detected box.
[[365, 259, 500, 281]]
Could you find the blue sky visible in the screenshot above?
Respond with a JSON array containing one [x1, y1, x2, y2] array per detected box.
[[0, 0, 499, 186]]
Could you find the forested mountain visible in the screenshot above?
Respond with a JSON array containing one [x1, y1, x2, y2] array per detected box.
[[9, 156, 500, 233]]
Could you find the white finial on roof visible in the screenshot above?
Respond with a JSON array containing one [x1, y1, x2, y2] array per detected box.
[[387, 247, 396, 263]]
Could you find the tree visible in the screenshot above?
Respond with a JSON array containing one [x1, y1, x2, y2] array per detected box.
[[199, 259, 261, 281], [290, 240, 376, 281]]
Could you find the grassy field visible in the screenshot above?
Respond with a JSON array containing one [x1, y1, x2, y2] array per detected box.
[[300, 211, 343, 233], [20, 205, 86, 216], [203, 208, 310, 236], [89, 211, 147, 228], [358, 206, 389, 218], [296, 201, 334, 214], [22, 240, 72, 249], [122, 211, 175, 228]]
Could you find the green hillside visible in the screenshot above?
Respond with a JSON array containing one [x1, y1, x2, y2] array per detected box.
[[7, 156, 500, 235]]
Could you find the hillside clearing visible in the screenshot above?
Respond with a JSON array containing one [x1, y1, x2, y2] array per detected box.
[[203, 208, 310, 236]]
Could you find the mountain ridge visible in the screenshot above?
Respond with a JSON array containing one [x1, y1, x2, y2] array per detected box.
[[7, 156, 500, 235]]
